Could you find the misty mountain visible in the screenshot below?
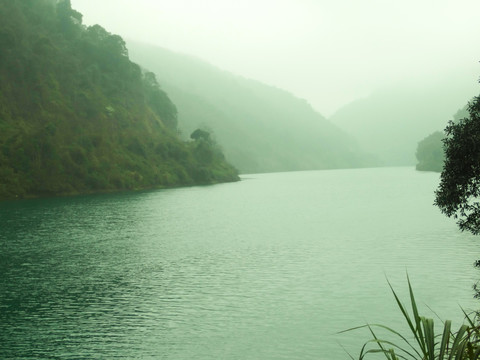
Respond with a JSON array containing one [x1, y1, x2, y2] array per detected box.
[[0, 0, 238, 200], [126, 41, 377, 174], [329, 79, 478, 166], [415, 131, 445, 172], [415, 104, 470, 172]]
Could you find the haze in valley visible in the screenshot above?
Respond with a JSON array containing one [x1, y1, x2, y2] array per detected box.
[[71, 0, 480, 117]]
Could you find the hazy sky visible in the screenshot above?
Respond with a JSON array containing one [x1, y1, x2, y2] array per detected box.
[[71, 0, 480, 116]]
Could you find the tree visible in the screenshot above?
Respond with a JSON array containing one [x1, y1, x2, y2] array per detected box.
[[434, 93, 480, 301], [434, 94, 480, 235], [56, 0, 82, 38], [190, 128, 210, 142]]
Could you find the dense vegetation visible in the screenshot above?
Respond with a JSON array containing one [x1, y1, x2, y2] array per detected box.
[[0, 0, 238, 200], [434, 91, 480, 300], [127, 41, 378, 174], [435, 96, 480, 236]]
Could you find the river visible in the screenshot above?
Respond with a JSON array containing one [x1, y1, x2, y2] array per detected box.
[[1, 167, 478, 359]]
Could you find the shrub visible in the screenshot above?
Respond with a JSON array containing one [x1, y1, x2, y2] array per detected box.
[[342, 277, 480, 359]]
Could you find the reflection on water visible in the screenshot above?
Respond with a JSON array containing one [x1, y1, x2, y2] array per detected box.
[[1, 168, 478, 359]]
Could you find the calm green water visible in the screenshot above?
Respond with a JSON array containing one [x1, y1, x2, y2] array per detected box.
[[1, 167, 479, 359]]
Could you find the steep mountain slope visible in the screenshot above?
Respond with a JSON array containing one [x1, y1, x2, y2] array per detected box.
[[0, 0, 238, 200], [127, 41, 378, 174], [329, 78, 478, 166]]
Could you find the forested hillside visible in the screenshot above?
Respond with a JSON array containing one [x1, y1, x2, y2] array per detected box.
[[0, 0, 238, 200], [415, 131, 445, 172], [127, 41, 377, 174]]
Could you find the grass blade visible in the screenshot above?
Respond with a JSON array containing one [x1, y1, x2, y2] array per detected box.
[[387, 278, 426, 356], [448, 324, 468, 360], [342, 278, 480, 360], [407, 275, 427, 354], [439, 320, 452, 360]]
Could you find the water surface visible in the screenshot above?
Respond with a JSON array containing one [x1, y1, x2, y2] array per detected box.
[[1, 167, 478, 359]]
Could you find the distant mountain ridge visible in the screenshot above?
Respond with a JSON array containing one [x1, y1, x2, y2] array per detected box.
[[127, 41, 378, 174], [329, 77, 479, 166]]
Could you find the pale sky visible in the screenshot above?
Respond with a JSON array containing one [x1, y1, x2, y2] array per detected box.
[[71, 0, 480, 116]]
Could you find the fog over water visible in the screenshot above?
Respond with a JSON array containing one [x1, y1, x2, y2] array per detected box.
[[71, 0, 480, 116]]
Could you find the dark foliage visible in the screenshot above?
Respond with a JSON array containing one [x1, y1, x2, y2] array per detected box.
[[434, 95, 480, 235], [190, 128, 211, 142]]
